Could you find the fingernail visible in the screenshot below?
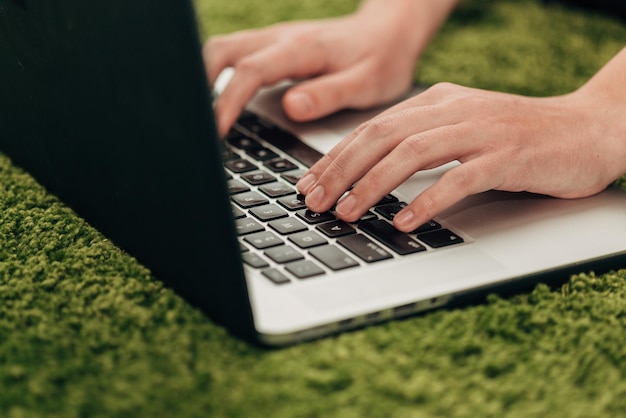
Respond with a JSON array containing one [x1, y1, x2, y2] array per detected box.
[[335, 193, 357, 217], [296, 173, 316, 194], [305, 185, 325, 208], [394, 209, 414, 228], [286, 92, 314, 118]]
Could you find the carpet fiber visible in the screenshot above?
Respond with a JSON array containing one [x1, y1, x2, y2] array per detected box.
[[2, 0, 626, 417]]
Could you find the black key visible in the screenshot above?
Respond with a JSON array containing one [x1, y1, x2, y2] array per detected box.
[[241, 170, 276, 185], [296, 209, 336, 224], [412, 220, 442, 235], [249, 204, 289, 222], [231, 205, 246, 219], [234, 218, 264, 235], [222, 148, 240, 162], [316, 220, 356, 238], [309, 245, 359, 271], [264, 245, 305, 264], [224, 158, 257, 173], [418, 229, 464, 248], [356, 210, 378, 223], [227, 179, 249, 195], [359, 219, 426, 255], [375, 194, 399, 206], [374, 201, 407, 220], [281, 169, 305, 185], [227, 130, 263, 151], [265, 158, 299, 173], [268, 217, 308, 235], [259, 182, 295, 198], [288, 230, 327, 249], [277, 194, 307, 211], [244, 231, 283, 249], [262, 268, 291, 285], [337, 234, 393, 263], [241, 252, 269, 268], [285, 260, 325, 279], [248, 147, 280, 161], [231, 191, 269, 208]]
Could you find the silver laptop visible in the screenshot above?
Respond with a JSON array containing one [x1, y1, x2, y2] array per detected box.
[[2, 0, 626, 347]]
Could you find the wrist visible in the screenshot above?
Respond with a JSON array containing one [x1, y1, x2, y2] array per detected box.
[[356, 0, 459, 60]]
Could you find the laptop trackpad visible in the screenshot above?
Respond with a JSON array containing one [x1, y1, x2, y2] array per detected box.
[[288, 247, 504, 313]]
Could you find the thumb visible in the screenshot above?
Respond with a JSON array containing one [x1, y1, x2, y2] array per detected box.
[[282, 69, 370, 122]]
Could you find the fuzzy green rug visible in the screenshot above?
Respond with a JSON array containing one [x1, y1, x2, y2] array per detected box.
[[2, 0, 626, 417]]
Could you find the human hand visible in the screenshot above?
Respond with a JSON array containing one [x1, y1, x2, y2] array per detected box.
[[296, 80, 626, 233], [204, 0, 457, 137]]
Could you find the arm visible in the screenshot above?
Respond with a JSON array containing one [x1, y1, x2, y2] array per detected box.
[[297, 47, 626, 232], [203, 0, 459, 136]]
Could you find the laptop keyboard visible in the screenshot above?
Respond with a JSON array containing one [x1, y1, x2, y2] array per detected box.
[[223, 111, 465, 285]]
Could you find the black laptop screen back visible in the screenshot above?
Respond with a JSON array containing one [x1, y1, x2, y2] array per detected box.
[[0, 0, 256, 341]]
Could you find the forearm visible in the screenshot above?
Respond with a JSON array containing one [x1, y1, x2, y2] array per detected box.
[[356, 0, 461, 61]]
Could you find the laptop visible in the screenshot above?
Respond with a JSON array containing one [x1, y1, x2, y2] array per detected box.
[[2, 0, 626, 347]]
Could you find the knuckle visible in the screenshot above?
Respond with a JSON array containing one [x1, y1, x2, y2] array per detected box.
[[362, 116, 397, 140], [234, 56, 263, 75], [429, 81, 457, 94]]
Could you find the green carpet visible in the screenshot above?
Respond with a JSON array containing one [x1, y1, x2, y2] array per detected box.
[[2, 0, 626, 417]]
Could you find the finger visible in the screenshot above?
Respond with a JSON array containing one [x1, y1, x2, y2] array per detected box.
[[282, 64, 378, 122], [213, 42, 328, 136], [203, 29, 277, 85], [335, 124, 476, 222], [393, 159, 496, 232], [297, 100, 466, 201]]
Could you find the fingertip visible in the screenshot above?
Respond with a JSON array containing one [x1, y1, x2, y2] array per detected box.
[[393, 209, 418, 233]]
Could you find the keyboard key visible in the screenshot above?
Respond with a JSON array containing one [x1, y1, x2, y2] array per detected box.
[[374, 201, 407, 220], [412, 220, 442, 234], [241, 170, 276, 185], [231, 205, 246, 219], [285, 260, 325, 279], [268, 217, 308, 235], [316, 220, 356, 238], [231, 191, 269, 208], [309, 245, 359, 271], [241, 252, 269, 268], [296, 209, 336, 224], [375, 194, 399, 206], [288, 230, 327, 249], [227, 179, 249, 195], [418, 229, 464, 248], [248, 147, 279, 161], [224, 158, 257, 173], [337, 234, 393, 263], [227, 130, 263, 150], [277, 194, 307, 211], [234, 218, 264, 235], [281, 169, 305, 185], [244, 231, 283, 249], [249, 204, 289, 221], [264, 245, 305, 264], [265, 158, 299, 172], [356, 210, 379, 223], [262, 268, 291, 285], [259, 182, 295, 198], [359, 219, 426, 255]]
